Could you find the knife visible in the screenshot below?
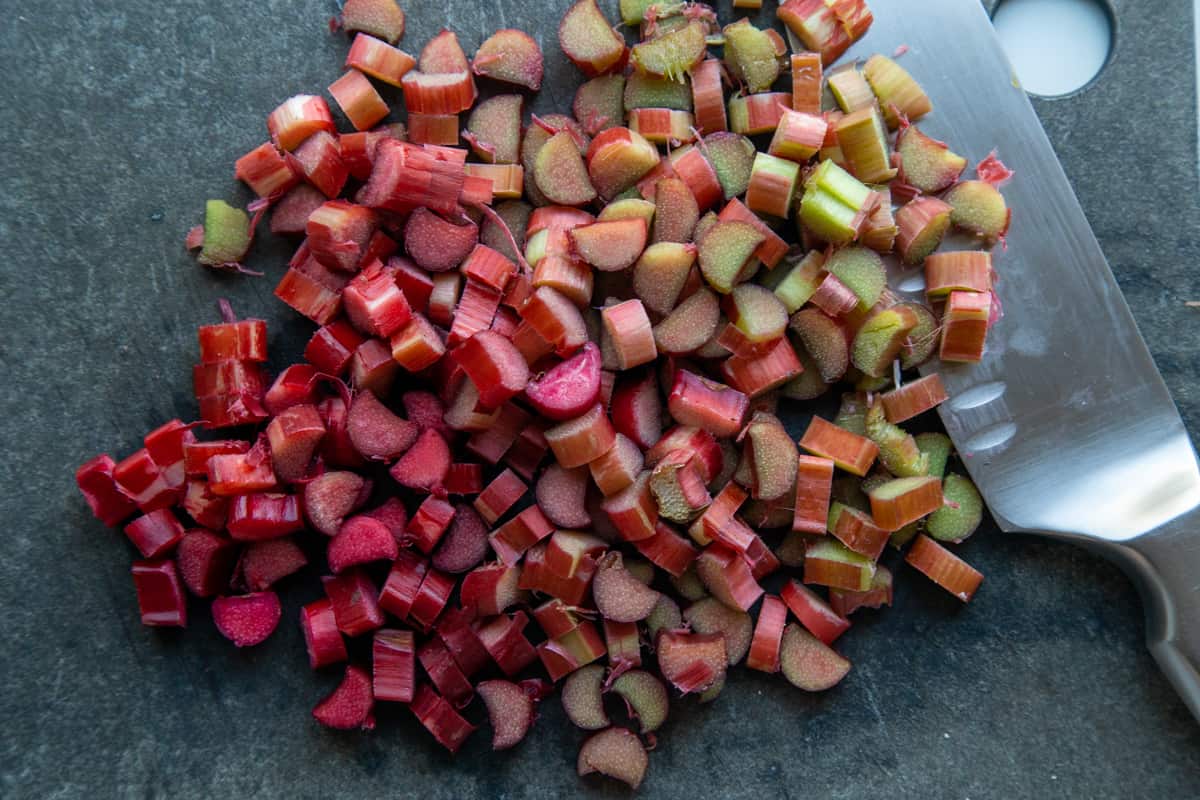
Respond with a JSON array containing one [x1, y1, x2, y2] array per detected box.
[[789, 1, 1200, 718]]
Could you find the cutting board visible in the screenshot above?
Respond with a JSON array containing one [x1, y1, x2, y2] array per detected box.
[[0, 0, 1197, 796]]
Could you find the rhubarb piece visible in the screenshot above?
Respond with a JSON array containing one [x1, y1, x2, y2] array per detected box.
[[723, 19, 783, 93], [695, 543, 763, 611], [633, 519, 698, 577], [780, 623, 850, 691], [656, 630, 726, 693], [401, 70, 476, 114], [525, 342, 603, 423], [798, 159, 876, 245], [864, 399, 928, 478], [881, 374, 948, 424], [652, 286, 720, 357], [828, 500, 890, 560], [589, 433, 645, 496], [592, 552, 661, 623], [264, 403, 325, 483], [131, 560, 187, 627], [318, 396, 365, 468], [473, 29, 544, 91], [721, 284, 788, 357], [829, 564, 893, 616], [924, 251, 992, 299], [346, 34, 416, 86], [408, 113, 459, 146], [742, 412, 799, 502], [176, 529, 237, 597], [827, 66, 874, 113], [690, 58, 728, 134], [428, 504, 489, 574], [490, 506, 555, 565], [577, 727, 648, 790], [804, 536, 875, 591], [571, 219, 648, 273], [745, 152, 801, 219], [194, 200, 251, 269], [926, 474, 983, 543], [460, 563, 524, 618], [408, 567, 455, 631], [305, 200, 376, 273], [625, 71, 692, 112], [649, 178, 698, 246], [75, 455, 140, 526], [629, 108, 697, 145], [327, 515, 398, 573], [604, 617, 642, 674], [123, 508, 185, 559], [643, 596, 682, 643], [868, 476, 943, 530], [237, 142, 298, 199], [536, 465, 591, 530], [303, 599, 349, 669], [769, 109, 827, 163], [631, 19, 706, 80], [407, 496, 456, 554], [288, 131, 348, 198], [906, 534, 983, 601], [862, 53, 931, 128], [268, 95, 336, 151], [944, 179, 1010, 243], [534, 131, 598, 206], [569, 77, 622, 139], [609, 370, 663, 451], [939, 290, 991, 363], [600, 197, 657, 227], [649, 449, 711, 522], [313, 664, 376, 731], [262, 364, 318, 416], [475, 680, 535, 750], [684, 597, 753, 665], [476, 612, 539, 676], [780, 578, 850, 644], [181, 480, 229, 530], [601, 471, 658, 542], [403, 207, 478, 273], [539, 620, 608, 680], [826, 246, 886, 311], [747, 594, 787, 673], [727, 92, 792, 136], [897, 126, 966, 194], [601, 300, 657, 370], [789, 309, 848, 383], [668, 370, 748, 438], [562, 663, 610, 730], [389, 428, 451, 492], [473, 469, 527, 525], [560, 0, 627, 77], [410, 684, 475, 751], [418, 637, 474, 707], [668, 145, 723, 210], [347, 390, 418, 461], [835, 106, 896, 185], [212, 591, 282, 647], [789, 51, 822, 114], [241, 537, 307, 591], [323, 568, 385, 637], [895, 196, 952, 265], [545, 404, 617, 469], [372, 629, 415, 700], [303, 471, 368, 536], [633, 242, 697, 317], [916, 432, 954, 480], [341, 0, 405, 43], [778, 0, 871, 65], [851, 304, 918, 378], [453, 331, 530, 411], [481, 200, 532, 262], [586, 127, 660, 201], [328, 70, 389, 131], [464, 94, 523, 165], [610, 670, 668, 733], [698, 220, 764, 294]]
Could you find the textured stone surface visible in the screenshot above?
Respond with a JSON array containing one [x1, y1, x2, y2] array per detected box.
[[1, 0, 1198, 797]]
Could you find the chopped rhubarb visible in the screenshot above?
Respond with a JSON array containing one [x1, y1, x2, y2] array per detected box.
[[131, 559, 187, 627], [906, 534, 984, 602]]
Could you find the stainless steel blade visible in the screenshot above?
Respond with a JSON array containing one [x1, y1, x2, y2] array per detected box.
[[790, 0, 1200, 716]]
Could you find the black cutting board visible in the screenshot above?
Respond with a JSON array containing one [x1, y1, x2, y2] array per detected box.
[[1, 1, 1197, 797]]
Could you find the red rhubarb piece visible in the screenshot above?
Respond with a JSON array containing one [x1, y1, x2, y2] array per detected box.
[[212, 591, 282, 647], [131, 559, 187, 627], [313, 665, 376, 730], [301, 598, 349, 669]]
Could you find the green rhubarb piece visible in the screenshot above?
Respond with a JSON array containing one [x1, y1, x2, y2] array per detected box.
[[944, 180, 1009, 242], [824, 246, 886, 310], [780, 343, 830, 400], [534, 131, 597, 206], [625, 71, 693, 111], [899, 302, 940, 370], [833, 393, 868, 437], [697, 220, 764, 294], [466, 94, 523, 164], [811, 158, 873, 210], [631, 19, 708, 82], [722, 19, 782, 94], [645, 595, 683, 640], [653, 177, 699, 244], [574, 74, 625, 135], [789, 308, 848, 383], [798, 160, 874, 245], [915, 432, 953, 479], [851, 305, 918, 378], [600, 197, 657, 226], [850, 367, 893, 393], [197, 199, 251, 267], [771, 251, 825, 312], [827, 67, 875, 113], [610, 670, 669, 733], [897, 126, 966, 194], [619, 0, 656, 25], [669, 563, 708, 602], [693, 210, 719, 243], [926, 473, 983, 543], [865, 401, 928, 478], [522, 113, 586, 206], [702, 133, 757, 199]]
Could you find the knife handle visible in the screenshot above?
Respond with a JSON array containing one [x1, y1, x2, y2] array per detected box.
[[1121, 506, 1200, 721]]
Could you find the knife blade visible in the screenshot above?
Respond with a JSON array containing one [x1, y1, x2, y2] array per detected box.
[[790, 1, 1200, 717]]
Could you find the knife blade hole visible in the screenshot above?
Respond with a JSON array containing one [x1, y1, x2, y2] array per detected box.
[[992, 0, 1113, 97]]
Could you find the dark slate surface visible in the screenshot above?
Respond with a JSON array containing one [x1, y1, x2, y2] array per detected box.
[[1, 0, 1198, 797]]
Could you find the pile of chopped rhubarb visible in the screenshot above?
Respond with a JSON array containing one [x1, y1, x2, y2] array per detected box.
[[77, 0, 1009, 789]]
